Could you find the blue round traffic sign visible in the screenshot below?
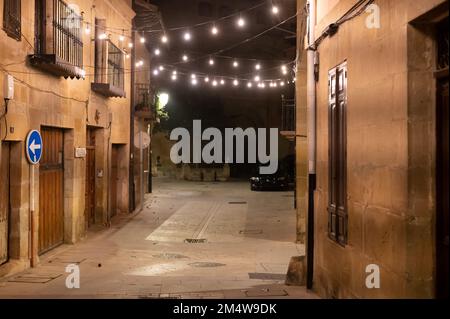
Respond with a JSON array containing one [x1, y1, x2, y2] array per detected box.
[[26, 130, 43, 165]]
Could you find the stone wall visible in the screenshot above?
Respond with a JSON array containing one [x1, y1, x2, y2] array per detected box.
[[299, 0, 447, 298], [0, 0, 135, 274]]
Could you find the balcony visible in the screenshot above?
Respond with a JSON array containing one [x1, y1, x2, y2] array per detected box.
[[280, 96, 296, 141], [91, 40, 126, 98], [134, 83, 156, 120], [28, 0, 84, 79]]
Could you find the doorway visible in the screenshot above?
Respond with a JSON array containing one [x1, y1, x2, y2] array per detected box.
[[85, 128, 96, 227], [0, 142, 11, 265], [39, 127, 64, 255], [110, 145, 120, 218]]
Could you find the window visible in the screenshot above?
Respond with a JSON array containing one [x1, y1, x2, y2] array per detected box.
[[198, 2, 213, 17], [30, 0, 84, 78], [92, 19, 125, 98], [328, 62, 348, 246], [107, 42, 124, 90], [3, 0, 21, 40]]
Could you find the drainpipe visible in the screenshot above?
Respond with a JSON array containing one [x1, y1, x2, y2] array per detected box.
[[306, 0, 317, 290]]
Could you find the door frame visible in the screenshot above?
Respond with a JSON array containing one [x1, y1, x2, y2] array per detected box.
[[0, 142, 11, 265]]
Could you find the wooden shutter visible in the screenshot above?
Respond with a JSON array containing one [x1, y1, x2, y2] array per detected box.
[[328, 62, 348, 245], [3, 0, 21, 40]]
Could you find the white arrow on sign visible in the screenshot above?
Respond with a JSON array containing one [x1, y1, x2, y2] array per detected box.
[[29, 139, 41, 162]]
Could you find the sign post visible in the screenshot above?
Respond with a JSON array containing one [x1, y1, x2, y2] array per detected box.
[[26, 130, 43, 267]]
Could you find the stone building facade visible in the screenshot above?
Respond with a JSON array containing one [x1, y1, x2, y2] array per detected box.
[[296, 0, 449, 298], [0, 0, 152, 277]]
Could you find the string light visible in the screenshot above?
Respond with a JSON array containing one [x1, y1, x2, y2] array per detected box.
[[161, 35, 168, 43], [128, 43, 133, 48], [126, 54, 130, 59], [184, 32, 192, 41], [205, 77, 210, 83], [119, 35, 125, 42], [191, 74, 197, 79], [140, 36, 146, 43], [153, 69, 159, 75], [220, 79, 225, 85], [237, 16, 246, 28], [211, 25, 219, 35], [182, 54, 189, 62], [255, 63, 261, 70], [233, 79, 239, 86], [159, 65, 164, 71], [247, 82, 253, 88], [233, 61, 239, 68], [154, 48, 161, 56], [191, 78, 198, 85], [98, 33, 108, 40], [254, 75, 260, 82], [171, 74, 177, 81], [212, 80, 218, 87], [272, 5, 279, 15], [209, 58, 215, 66]]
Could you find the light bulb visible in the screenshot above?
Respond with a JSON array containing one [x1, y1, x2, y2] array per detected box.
[[153, 69, 159, 75], [205, 77, 210, 82], [211, 26, 219, 35], [85, 26, 91, 35], [184, 32, 191, 41], [128, 43, 133, 48], [233, 61, 239, 68], [254, 75, 260, 82], [247, 82, 253, 88], [280, 81, 285, 86], [172, 70, 177, 75], [191, 74, 196, 79], [191, 78, 198, 85], [119, 35, 125, 42], [220, 79, 225, 85], [154, 48, 161, 56], [212, 80, 218, 87], [237, 17, 245, 27], [255, 64, 261, 70], [272, 6, 279, 14], [233, 79, 239, 86], [159, 65, 164, 71], [182, 55, 188, 62], [171, 74, 177, 81], [161, 35, 168, 43], [140, 37, 146, 43], [98, 33, 107, 40], [126, 54, 130, 59], [209, 58, 215, 66]]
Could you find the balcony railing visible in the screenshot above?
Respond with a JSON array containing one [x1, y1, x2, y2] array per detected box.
[[281, 96, 296, 135], [134, 83, 156, 119], [92, 40, 126, 98], [29, 0, 84, 79]]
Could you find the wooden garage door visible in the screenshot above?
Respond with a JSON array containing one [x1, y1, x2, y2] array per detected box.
[[0, 143, 10, 265], [39, 128, 64, 255]]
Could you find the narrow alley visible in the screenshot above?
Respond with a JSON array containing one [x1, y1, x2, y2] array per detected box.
[[0, 179, 314, 299]]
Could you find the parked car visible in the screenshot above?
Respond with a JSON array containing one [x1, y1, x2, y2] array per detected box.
[[250, 155, 295, 191]]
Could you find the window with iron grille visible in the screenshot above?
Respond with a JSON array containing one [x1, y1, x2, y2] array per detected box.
[[33, 0, 83, 68], [107, 41, 124, 90], [328, 62, 348, 246], [3, 0, 21, 40]]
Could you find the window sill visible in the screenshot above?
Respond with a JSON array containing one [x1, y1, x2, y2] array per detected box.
[[28, 54, 84, 79], [91, 83, 126, 98]]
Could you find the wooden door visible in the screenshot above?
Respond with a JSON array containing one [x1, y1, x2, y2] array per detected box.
[[0, 143, 10, 265], [85, 129, 96, 227], [39, 128, 64, 255], [110, 145, 119, 218], [436, 77, 449, 299]]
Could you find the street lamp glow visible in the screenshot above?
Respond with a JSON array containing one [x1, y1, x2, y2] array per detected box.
[[158, 92, 170, 108]]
